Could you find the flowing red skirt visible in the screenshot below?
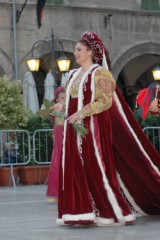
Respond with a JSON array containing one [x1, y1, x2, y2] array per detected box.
[[58, 97, 134, 225], [109, 88, 160, 214], [57, 89, 160, 226], [47, 125, 64, 198]]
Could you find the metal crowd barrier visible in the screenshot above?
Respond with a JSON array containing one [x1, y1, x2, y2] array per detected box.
[[32, 129, 53, 165], [143, 126, 160, 153], [0, 129, 31, 166], [32, 129, 53, 184], [0, 127, 159, 188], [0, 129, 53, 188], [0, 129, 31, 187]]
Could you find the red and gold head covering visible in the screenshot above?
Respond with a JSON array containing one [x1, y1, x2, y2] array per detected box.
[[55, 86, 65, 99], [81, 31, 105, 64], [81, 31, 111, 70]]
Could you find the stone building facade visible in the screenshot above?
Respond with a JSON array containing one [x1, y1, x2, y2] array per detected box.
[[0, 0, 160, 107]]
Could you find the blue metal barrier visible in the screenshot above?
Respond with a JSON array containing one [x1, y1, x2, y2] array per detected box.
[[143, 126, 160, 153], [32, 129, 53, 165], [0, 129, 31, 187]]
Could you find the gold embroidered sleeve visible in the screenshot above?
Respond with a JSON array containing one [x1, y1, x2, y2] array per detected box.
[[77, 68, 115, 119]]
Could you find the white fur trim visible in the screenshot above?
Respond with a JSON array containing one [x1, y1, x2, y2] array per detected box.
[[117, 172, 146, 216], [56, 218, 64, 225], [95, 214, 136, 227], [89, 70, 125, 223], [76, 65, 100, 163], [90, 116, 125, 224], [95, 218, 125, 227], [124, 213, 136, 222], [102, 50, 109, 70], [62, 212, 96, 222], [65, 68, 82, 115], [61, 67, 82, 189], [62, 65, 99, 189], [114, 92, 160, 176], [78, 64, 99, 111], [94, 217, 114, 225], [76, 65, 98, 156], [135, 213, 144, 218]]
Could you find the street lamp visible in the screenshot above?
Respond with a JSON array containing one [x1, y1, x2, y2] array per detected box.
[[26, 29, 71, 80], [57, 56, 71, 72], [152, 66, 160, 81], [26, 57, 40, 72]]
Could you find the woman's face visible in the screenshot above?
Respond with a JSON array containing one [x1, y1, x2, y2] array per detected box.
[[74, 42, 92, 65], [56, 92, 66, 103]]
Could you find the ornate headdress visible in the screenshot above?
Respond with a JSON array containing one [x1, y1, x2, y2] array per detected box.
[[81, 31, 109, 70], [55, 86, 65, 99]]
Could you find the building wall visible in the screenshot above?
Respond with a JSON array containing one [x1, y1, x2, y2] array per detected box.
[[68, 0, 141, 10], [0, 0, 159, 84]]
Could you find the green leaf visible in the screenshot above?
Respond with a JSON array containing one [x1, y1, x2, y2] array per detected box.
[[51, 110, 88, 138], [43, 99, 54, 110], [51, 110, 66, 119], [37, 109, 50, 117], [73, 123, 88, 138]]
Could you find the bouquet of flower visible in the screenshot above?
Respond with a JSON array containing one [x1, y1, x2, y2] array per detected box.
[[51, 110, 88, 138], [37, 99, 88, 138]]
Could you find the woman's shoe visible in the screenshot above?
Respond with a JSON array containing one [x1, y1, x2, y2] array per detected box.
[[47, 197, 58, 203]]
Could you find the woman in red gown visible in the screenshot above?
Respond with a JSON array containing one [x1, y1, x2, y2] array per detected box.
[[53, 31, 160, 226], [46, 86, 65, 203]]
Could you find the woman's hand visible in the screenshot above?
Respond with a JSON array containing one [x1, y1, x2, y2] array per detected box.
[[67, 112, 80, 124], [50, 103, 64, 112]]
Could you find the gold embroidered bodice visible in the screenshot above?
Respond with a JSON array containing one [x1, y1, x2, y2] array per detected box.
[[54, 116, 64, 126], [68, 67, 115, 119]]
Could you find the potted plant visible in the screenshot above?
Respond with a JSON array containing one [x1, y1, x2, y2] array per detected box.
[[0, 164, 19, 187], [18, 162, 50, 185]]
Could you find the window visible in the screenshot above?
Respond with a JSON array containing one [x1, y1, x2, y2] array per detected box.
[[46, 0, 64, 4], [141, 0, 160, 11]]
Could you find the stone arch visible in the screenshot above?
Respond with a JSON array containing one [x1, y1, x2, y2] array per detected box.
[[112, 42, 160, 81], [60, 39, 77, 54], [0, 65, 5, 76]]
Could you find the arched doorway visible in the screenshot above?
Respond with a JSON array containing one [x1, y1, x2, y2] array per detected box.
[[112, 43, 160, 110]]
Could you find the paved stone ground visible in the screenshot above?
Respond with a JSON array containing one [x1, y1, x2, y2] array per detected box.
[[0, 185, 160, 240]]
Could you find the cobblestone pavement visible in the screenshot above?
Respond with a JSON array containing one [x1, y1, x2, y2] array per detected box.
[[0, 185, 160, 240]]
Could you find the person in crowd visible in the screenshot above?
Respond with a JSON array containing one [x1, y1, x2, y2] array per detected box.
[[52, 31, 160, 226], [136, 82, 160, 119], [46, 86, 65, 203]]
